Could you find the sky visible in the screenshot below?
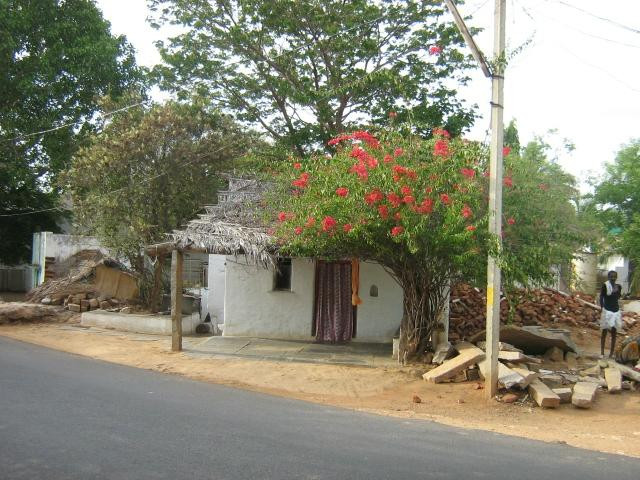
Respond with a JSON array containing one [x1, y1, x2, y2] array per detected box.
[[96, 0, 640, 188]]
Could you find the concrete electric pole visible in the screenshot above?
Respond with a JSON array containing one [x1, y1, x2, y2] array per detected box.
[[444, 0, 506, 398]]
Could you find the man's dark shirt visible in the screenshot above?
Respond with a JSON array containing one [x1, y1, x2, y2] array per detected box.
[[600, 282, 621, 312]]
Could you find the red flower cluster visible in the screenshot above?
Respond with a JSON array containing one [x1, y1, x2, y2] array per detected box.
[[433, 127, 450, 138], [321, 216, 337, 232], [278, 211, 287, 222], [383, 154, 394, 164], [403, 195, 415, 204], [466, 225, 476, 232], [292, 172, 310, 188], [388, 111, 397, 119], [507, 217, 516, 225], [460, 167, 475, 179], [400, 186, 412, 195], [305, 217, 315, 227], [294, 226, 303, 235], [461, 204, 473, 219], [429, 45, 441, 55], [440, 193, 451, 205], [503, 176, 513, 188], [391, 226, 404, 237], [503, 146, 511, 157], [364, 189, 384, 205], [336, 187, 349, 197], [391, 165, 416, 182], [328, 131, 380, 149], [433, 139, 450, 157], [378, 205, 389, 219], [343, 223, 352, 233], [293, 162, 302, 170], [349, 162, 368, 180], [414, 198, 434, 214], [394, 147, 404, 157], [387, 192, 402, 208]]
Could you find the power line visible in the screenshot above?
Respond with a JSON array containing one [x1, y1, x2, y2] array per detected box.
[[546, 0, 640, 35], [522, 1, 640, 49], [2, 101, 150, 143]]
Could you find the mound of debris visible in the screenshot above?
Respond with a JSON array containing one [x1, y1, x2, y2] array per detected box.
[[26, 250, 138, 312], [424, 327, 640, 410], [0, 302, 75, 325], [449, 284, 640, 341]]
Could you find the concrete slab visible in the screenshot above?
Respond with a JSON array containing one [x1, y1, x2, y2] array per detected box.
[[604, 367, 622, 393], [478, 360, 525, 389], [528, 379, 560, 408], [81, 311, 200, 335], [572, 382, 598, 408], [470, 325, 577, 355], [423, 342, 485, 383]]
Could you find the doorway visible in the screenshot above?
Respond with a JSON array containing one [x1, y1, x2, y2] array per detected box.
[[312, 260, 356, 343]]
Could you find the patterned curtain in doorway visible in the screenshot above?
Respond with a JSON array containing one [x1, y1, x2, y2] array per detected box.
[[314, 261, 353, 343]]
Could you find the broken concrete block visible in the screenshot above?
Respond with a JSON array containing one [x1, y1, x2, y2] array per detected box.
[[498, 351, 542, 364], [68, 303, 81, 312], [511, 367, 538, 388], [560, 373, 579, 384], [552, 387, 573, 404], [470, 325, 577, 355], [432, 341, 455, 364], [422, 342, 485, 384], [581, 365, 602, 377], [478, 360, 526, 389], [565, 351, 578, 369], [539, 374, 564, 388], [572, 382, 598, 408], [88, 298, 99, 309], [607, 359, 640, 382], [604, 368, 622, 393], [578, 376, 606, 387], [528, 379, 560, 408], [544, 346, 565, 362], [476, 341, 523, 353]]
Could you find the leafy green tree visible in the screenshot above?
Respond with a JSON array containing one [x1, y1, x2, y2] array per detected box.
[[0, 0, 141, 263], [64, 97, 258, 274], [271, 129, 585, 356], [594, 140, 640, 288], [149, 0, 477, 155]]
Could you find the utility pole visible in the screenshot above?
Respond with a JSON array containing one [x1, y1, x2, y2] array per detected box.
[[444, 0, 506, 398]]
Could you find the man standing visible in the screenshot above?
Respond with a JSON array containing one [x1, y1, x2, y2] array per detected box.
[[599, 270, 622, 358]]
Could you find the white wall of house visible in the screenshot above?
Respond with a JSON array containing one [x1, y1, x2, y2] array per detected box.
[[205, 254, 227, 327], [599, 255, 630, 294], [222, 257, 403, 343]]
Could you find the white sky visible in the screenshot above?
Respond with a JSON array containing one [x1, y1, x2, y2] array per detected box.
[[97, 0, 640, 187]]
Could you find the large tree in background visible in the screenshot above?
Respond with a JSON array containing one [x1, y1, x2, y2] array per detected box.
[[64, 97, 258, 275], [0, 0, 141, 264], [271, 129, 586, 356], [149, 0, 477, 155], [594, 140, 640, 289]]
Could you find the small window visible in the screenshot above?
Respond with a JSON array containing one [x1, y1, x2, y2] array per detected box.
[[274, 258, 292, 291], [369, 284, 378, 297]]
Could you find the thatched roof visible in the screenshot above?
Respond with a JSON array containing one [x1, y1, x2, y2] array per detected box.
[[169, 177, 276, 266]]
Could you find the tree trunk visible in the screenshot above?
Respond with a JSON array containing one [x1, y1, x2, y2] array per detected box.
[[149, 253, 165, 313], [397, 269, 448, 361]]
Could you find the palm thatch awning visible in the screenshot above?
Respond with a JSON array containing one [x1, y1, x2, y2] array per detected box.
[[165, 177, 276, 267]]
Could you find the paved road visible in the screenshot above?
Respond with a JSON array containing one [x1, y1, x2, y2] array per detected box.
[[1, 337, 638, 480]]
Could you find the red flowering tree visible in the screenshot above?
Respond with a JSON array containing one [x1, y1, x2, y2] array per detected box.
[[271, 130, 583, 357]]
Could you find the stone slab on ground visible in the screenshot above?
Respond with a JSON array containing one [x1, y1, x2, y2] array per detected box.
[[539, 374, 564, 388], [469, 325, 577, 355], [608, 359, 640, 382], [423, 342, 485, 384], [572, 381, 598, 408], [478, 360, 526, 389], [528, 379, 560, 408], [511, 367, 538, 388], [498, 351, 542, 364], [604, 368, 622, 393], [552, 387, 573, 404]]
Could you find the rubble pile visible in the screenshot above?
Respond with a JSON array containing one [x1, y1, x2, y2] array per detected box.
[[449, 284, 640, 341], [423, 326, 640, 410], [0, 302, 75, 325]]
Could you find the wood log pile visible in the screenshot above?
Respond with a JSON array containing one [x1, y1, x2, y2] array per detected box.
[[449, 284, 640, 341]]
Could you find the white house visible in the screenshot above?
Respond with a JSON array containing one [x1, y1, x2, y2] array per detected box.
[[164, 178, 404, 344]]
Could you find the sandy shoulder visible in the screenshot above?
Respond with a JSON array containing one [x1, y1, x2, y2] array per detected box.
[[1, 323, 639, 458]]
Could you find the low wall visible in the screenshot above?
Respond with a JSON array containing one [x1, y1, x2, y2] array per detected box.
[[81, 311, 200, 335]]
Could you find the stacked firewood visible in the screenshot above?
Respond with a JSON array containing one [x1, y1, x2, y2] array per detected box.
[[449, 284, 640, 341]]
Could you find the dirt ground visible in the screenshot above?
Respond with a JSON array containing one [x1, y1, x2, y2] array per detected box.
[[1, 321, 639, 458]]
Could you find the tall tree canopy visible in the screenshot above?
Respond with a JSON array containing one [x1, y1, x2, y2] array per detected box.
[[149, 0, 477, 154], [593, 140, 640, 282], [0, 0, 141, 263], [64, 98, 258, 273], [271, 129, 585, 356]]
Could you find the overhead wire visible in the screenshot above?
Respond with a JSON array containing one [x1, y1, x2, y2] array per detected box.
[[546, 0, 640, 35]]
